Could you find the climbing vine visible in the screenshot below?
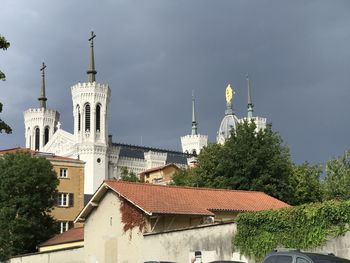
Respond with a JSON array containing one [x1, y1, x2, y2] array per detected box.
[[120, 200, 145, 236], [234, 200, 350, 261]]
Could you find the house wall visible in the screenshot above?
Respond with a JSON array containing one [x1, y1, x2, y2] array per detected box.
[[50, 160, 84, 228], [10, 247, 84, 263], [83, 190, 239, 263], [310, 231, 350, 259]]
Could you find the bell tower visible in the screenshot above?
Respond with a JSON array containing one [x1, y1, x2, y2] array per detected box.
[[71, 31, 111, 194], [24, 62, 60, 151]]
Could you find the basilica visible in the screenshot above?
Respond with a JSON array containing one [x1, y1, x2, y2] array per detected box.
[[23, 32, 266, 195]]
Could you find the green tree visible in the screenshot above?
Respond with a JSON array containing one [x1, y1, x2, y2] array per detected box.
[[171, 167, 199, 186], [0, 35, 10, 81], [0, 34, 12, 133], [120, 167, 139, 182], [323, 150, 350, 200], [173, 121, 294, 202], [0, 152, 59, 261], [289, 162, 323, 205]]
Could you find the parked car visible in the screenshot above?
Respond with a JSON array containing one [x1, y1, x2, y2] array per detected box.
[[263, 250, 350, 263]]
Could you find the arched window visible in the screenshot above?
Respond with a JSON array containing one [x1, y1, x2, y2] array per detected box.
[[35, 127, 40, 151], [44, 127, 49, 145], [85, 104, 91, 131], [96, 104, 101, 132], [76, 105, 81, 131]]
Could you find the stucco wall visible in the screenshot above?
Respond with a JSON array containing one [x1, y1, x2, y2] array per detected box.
[[310, 231, 350, 259], [84, 190, 239, 263], [10, 247, 84, 263]]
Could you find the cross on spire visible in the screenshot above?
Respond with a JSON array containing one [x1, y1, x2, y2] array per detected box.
[[191, 90, 198, 135], [38, 62, 47, 109], [87, 31, 97, 82], [246, 74, 254, 118]]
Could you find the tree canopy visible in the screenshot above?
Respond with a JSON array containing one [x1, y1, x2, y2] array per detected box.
[[173, 120, 294, 203], [323, 150, 350, 201], [0, 34, 12, 134], [0, 152, 59, 261]]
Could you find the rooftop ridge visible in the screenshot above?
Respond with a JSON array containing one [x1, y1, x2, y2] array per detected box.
[[113, 142, 192, 156], [104, 179, 270, 195]]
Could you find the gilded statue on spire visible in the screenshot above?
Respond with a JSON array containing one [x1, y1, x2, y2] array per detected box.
[[225, 83, 234, 104]]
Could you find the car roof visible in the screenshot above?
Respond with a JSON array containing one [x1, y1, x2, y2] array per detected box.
[[265, 251, 350, 263]]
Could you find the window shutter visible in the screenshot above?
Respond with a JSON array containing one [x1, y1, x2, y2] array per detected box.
[[69, 193, 74, 207]]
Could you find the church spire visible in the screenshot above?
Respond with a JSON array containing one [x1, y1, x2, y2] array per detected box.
[[38, 62, 47, 109], [246, 74, 254, 118], [87, 31, 97, 83], [191, 91, 198, 135]]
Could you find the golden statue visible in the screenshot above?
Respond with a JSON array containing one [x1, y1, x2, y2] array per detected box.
[[225, 83, 234, 103]]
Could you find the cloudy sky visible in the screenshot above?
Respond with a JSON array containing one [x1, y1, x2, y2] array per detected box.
[[1, 0, 350, 165]]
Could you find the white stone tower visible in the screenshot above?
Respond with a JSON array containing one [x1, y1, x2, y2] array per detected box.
[[217, 83, 239, 144], [24, 62, 60, 151], [181, 93, 208, 155], [71, 31, 111, 194]]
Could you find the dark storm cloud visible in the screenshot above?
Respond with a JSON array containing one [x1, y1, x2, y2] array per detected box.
[[1, 0, 350, 164]]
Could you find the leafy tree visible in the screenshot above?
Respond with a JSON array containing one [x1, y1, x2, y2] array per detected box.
[[120, 167, 139, 182], [173, 120, 294, 202], [289, 162, 323, 205], [0, 34, 12, 133], [0, 35, 10, 81], [0, 152, 59, 261], [323, 150, 350, 200], [0, 102, 12, 134], [171, 167, 198, 186]]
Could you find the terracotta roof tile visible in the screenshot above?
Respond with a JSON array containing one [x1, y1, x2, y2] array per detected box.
[[140, 163, 178, 175], [0, 147, 83, 163], [39, 227, 84, 247], [104, 180, 289, 216]]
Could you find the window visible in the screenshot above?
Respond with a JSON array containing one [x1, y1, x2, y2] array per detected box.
[[35, 127, 40, 150], [265, 256, 293, 263], [85, 104, 91, 131], [59, 221, 73, 233], [44, 127, 49, 145], [96, 104, 101, 132], [297, 258, 311, 263], [59, 168, 68, 178], [60, 221, 69, 233], [57, 193, 74, 207], [76, 105, 81, 131]]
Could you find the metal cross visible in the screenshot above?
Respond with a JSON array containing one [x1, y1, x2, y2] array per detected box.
[[88, 31, 96, 45], [40, 62, 46, 72]]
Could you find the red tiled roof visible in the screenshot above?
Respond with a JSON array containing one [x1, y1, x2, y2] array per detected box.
[[103, 180, 289, 216], [0, 147, 83, 163], [39, 227, 84, 247], [140, 163, 178, 175]]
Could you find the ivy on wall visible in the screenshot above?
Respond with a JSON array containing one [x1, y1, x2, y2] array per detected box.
[[233, 200, 350, 261], [120, 200, 145, 238]]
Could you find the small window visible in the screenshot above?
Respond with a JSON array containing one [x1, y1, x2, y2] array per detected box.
[[59, 221, 73, 233], [59, 221, 69, 233], [85, 103, 91, 131], [265, 255, 293, 263], [60, 168, 68, 178], [297, 258, 311, 263], [96, 104, 101, 132], [44, 127, 49, 145], [57, 193, 68, 207], [35, 127, 40, 151], [57, 193, 74, 207]]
